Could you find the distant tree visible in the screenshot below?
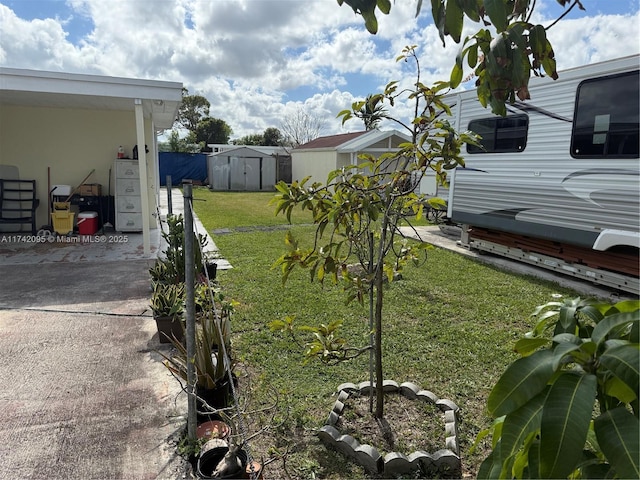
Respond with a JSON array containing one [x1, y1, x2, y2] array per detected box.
[[158, 130, 201, 153], [263, 127, 284, 146], [193, 117, 233, 150], [280, 107, 326, 148], [233, 128, 284, 147], [178, 88, 211, 133], [233, 133, 264, 146], [354, 94, 388, 130]]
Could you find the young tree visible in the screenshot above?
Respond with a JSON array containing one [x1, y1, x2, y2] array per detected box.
[[271, 46, 479, 419], [337, 0, 582, 116]]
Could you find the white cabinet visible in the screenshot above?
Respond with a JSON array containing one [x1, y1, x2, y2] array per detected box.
[[114, 159, 143, 231]]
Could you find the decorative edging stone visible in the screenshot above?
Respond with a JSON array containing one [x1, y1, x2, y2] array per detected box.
[[319, 380, 461, 477]]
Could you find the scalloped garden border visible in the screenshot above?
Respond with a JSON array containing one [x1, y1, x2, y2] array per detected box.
[[318, 380, 461, 477]]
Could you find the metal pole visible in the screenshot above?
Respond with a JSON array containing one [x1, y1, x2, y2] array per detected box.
[[167, 175, 173, 216], [183, 181, 197, 441]]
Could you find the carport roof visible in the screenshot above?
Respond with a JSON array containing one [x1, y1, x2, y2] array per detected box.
[[0, 67, 182, 130]]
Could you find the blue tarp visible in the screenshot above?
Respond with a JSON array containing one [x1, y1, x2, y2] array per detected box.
[[159, 152, 207, 186]]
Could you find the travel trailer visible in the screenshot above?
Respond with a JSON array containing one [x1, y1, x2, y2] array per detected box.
[[444, 55, 639, 294]]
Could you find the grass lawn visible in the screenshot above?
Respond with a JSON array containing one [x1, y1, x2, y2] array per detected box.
[[192, 188, 582, 479]]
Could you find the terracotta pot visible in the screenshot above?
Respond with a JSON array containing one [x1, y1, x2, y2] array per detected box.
[[196, 420, 231, 441]]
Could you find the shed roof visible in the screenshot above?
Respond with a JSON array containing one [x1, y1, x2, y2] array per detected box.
[[296, 131, 368, 150], [0, 67, 182, 130], [295, 129, 411, 152]]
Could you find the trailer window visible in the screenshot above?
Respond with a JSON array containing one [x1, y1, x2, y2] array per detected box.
[[467, 115, 529, 153], [571, 70, 639, 158]]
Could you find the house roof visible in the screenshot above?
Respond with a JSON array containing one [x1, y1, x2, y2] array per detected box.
[[295, 129, 411, 152], [0, 67, 182, 130], [295, 131, 368, 150]]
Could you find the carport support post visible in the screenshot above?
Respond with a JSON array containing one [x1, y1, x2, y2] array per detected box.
[[183, 181, 197, 441]]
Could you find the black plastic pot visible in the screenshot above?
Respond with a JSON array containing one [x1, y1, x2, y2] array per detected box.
[[197, 446, 247, 479], [196, 378, 232, 422], [154, 315, 184, 344]]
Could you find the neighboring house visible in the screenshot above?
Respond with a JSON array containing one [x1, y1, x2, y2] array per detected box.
[[292, 129, 411, 184], [0, 67, 182, 253], [207, 145, 291, 191]]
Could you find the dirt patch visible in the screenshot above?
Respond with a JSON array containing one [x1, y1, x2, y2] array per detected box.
[[336, 392, 444, 456]]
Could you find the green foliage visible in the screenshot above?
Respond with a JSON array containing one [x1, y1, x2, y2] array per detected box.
[[160, 305, 233, 390], [150, 282, 185, 318], [272, 46, 479, 418], [193, 117, 233, 148], [336, 0, 578, 116], [161, 214, 208, 283], [475, 297, 640, 479], [158, 129, 201, 153], [177, 88, 211, 132]]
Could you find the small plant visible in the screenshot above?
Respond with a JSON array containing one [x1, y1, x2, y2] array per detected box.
[[151, 282, 185, 318], [162, 214, 208, 283], [474, 296, 639, 479], [161, 309, 232, 390]]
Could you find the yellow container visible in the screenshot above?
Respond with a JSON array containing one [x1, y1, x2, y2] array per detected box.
[[52, 202, 74, 234]]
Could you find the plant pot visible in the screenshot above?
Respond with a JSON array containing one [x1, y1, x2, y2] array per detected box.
[[196, 378, 232, 421], [196, 420, 231, 441], [197, 445, 248, 479], [154, 315, 184, 344]]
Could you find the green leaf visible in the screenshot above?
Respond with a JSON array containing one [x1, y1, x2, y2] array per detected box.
[[483, 0, 507, 32], [488, 349, 554, 417], [477, 448, 502, 479], [594, 407, 640, 479], [600, 343, 640, 398], [450, 60, 463, 88], [592, 311, 639, 345], [514, 337, 548, 356], [539, 373, 597, 478], [499, 389, 546, 478], [444, 0, 464, 43]]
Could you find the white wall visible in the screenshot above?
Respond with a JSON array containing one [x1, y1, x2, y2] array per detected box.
[[291, 150, 336, 184], [0, 104, 158, 229]]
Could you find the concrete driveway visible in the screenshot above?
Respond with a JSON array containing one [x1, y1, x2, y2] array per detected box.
[[0, 241, 191, 479]]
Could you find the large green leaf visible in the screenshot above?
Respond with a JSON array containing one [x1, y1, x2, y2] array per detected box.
[[594, 407, 640, 479], [488, 349, 554, 417], [499, 389, 547, 478], [444, 0, 464, 43], [483, 0, 507, 32], [539, 373, 597, 478], [600, 343, 640, 399], [592, 311, 639, 345]]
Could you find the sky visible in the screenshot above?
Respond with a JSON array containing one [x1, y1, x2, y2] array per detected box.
[[1, 0, 639, 141]]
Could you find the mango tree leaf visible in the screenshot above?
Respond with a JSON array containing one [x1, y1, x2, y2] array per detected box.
[[444, 0, 464, 43], [514, 337, 548, 356], [599, 343, 640, 399], [488, 349, 554, 417], [539, 373, 597, 478], [477, 448, 502, 479], [592, 311, 640, 345], [594, 407, 640, 479], [499, 389, 547, 478], [483, 0, 507, 32]]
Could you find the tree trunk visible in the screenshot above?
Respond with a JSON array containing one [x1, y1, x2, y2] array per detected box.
[[374, 267, 384, 419]]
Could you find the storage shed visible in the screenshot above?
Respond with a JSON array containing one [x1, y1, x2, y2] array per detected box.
[[208, 146, 289, 191]]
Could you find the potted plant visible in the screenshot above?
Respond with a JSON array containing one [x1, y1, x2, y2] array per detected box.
[[151, 282, 185, 343], [161, 308, 234, 418]]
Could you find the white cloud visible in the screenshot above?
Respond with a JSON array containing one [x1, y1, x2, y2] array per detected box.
[[1, 0, 638, 139]]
